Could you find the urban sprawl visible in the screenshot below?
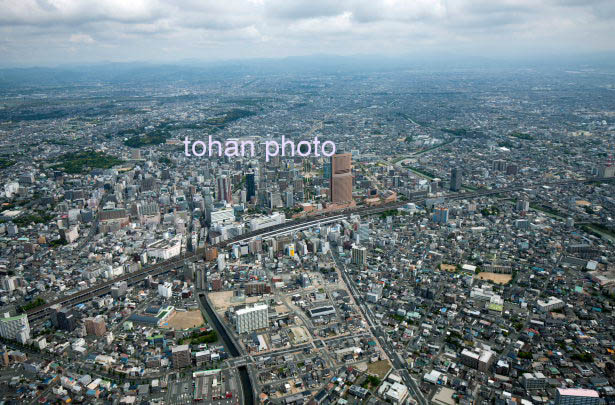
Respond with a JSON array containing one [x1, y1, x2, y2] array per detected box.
[[0, 66, 614, 405]]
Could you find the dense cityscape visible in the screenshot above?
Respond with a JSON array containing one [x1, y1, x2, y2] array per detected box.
[[0, 61, 613, 405]]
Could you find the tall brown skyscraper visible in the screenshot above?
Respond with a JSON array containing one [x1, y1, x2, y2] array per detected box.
[[216, 175, 232, 203], [330, 153, 352, 203]]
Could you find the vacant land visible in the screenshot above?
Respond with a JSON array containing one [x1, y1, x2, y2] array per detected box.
[[162, 310, 204, 330], [289, 326, 310, 344], [209, 291, 261, 312], [209, 291, 235, 312], [367, 360, 392, 379], [477, 272, 512, 285]]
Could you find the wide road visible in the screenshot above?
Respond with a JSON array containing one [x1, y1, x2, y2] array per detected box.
[[26, 176, 614, 321], [333, 250, 428, 405]]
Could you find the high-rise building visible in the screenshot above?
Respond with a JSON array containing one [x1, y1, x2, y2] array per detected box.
[[493, 159, 507, 172], [171, 345, 192, 369], [57, 308, 77, 332], [432, 207, 449, 224], [205, 246, 218, 261], [84, 316, 107, 337], [195, 268, 207, 290], [0, 313, 30, 343], [285, 190, 294, 208], [1, 276, 16, 292], [323, 161, 331, 182], [216, 175, 232, 203], [233, 304, 268, 334], [49, 304, 62, 329], [358, 223, 370, 241], [330, 153, 353, 203], [351, 245, 367, 266], [450, 167, 462, 192], [210, 274, 223, 291], [111, 281, 128, 299], [597, 164, 615, 178], [246, 172, 256, 202], [555, 389, 600, 405], [158, 282, 173, 298], [516, 199, 530, 212]]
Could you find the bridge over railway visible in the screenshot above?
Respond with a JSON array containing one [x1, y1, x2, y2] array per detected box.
[[26, 176, 613, 322]]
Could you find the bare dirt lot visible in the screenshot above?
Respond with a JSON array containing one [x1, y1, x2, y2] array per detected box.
[[209, 291, 235, 312], [208, 291, 262, 313], [355, 360, 392, 379], [367, 360, 392, 379], [477, 272, 512, 285], [289, 326, 311, 344], [161, 310, 205, 330]]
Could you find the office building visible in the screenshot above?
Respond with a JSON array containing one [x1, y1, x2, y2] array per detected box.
[[0, 313, 30, 343], [49, 304, 62, 329], [249, 212, 284, 232], [210, 206, 235, 226], [285, 190, 294, 208], [450, 167, 462, 191], [555, 389, 600, 405], [216, 175, 232, 203], [330, 153, 352, 203], [234, 304, 268, 334], [147, 236, 182, 260], [246, 172, 256, 202], [158, 282, 173, 298], [57, 308, 77, 332], [323, 161, 331, 182], [111, 281, 128, 299]]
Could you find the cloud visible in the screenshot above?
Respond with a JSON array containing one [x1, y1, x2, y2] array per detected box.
[[69, 33, 94, 43], [0, 0, 613, 65]]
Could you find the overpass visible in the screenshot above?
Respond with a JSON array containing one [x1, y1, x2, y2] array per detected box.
[[26, 176, 613, 321]]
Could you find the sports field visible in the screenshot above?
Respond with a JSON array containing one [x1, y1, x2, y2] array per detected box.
[[477, 272, 512, 285]]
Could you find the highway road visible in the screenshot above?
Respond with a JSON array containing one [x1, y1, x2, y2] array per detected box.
[[26, 176, 614, 322]]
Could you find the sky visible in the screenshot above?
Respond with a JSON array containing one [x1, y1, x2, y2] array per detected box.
[[0, 0, 614, 67]]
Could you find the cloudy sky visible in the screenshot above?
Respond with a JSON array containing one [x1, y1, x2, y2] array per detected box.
[[0, 0, 613, 66]]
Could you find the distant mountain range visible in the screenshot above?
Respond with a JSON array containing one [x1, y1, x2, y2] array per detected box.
[[1, 53, 614, 87]]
